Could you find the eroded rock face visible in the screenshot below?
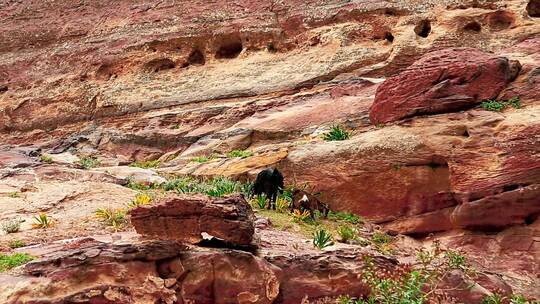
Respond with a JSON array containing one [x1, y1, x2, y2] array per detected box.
[[0, 239, 280, 304], [369, 48, 521, 124], [1, 238, 514, 304], [129, 194, 256, 246]]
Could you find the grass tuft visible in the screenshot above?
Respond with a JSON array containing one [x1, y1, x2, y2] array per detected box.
[[95, 208, 126, 230], [129, 160, 160, 169], [481, 96, 521, 112], [312, 228, 334, 249], [0, 253, 34, 272], [322, 125, 351, 141], [78, 156, 101, 169], [226, 150, 253, 158]]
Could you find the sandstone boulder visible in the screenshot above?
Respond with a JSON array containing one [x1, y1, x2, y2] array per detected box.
[[129, 194, 256, 246], [369, 48, 521, 124]]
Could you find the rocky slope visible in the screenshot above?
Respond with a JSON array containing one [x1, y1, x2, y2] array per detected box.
[[1, 0, 540, 302]]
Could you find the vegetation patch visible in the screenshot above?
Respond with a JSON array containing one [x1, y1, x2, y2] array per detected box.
[[95, 208, 126, 230], [127, 193, 152, 209], [481, 96, 521, 112], [226, 150, 253, 158], [40, 154, 53, 163], [162, 176, 243, 197], [8, 192, 20, 198], [322, 125, 351, 141], [129, 160, 160, 169], [78, 156, 101, 169], [337, 225, 358, 243], [8, 240, 26, 249], [1, 218, 22, 234], [328, 211, 362, 225], [0, 253, 34, 272]]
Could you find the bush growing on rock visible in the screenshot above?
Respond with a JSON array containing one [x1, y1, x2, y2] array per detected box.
[[8, 239, 26, 249], [39, 154, 53, 163], [78, 156, 101, 169], [127, 193, 152, 209], [129, 160, 160, 169], [337, 225, 358, 243], [322, 125, 351, 141], [95, 208, 126, 230], [1, 218, 22, 233], [226, 150, 253, 158], [481, 96, 521, 112]]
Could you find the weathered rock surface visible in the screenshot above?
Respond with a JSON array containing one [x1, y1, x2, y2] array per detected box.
[[130, 194, 256, 246], [369, 48, 521, 124], [1, 0, 540, 301], [0, 237, 517, 303]]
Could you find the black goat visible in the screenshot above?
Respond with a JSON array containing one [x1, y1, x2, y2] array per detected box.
[[252, 168, 284, 210]]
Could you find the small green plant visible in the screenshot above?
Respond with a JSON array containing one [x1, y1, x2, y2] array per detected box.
[[240, 182, 253, 198], [1, 218, 22, 234], [8, 192, 20, 198], [292, 209, 311, 223], [127, 193, 152, 209], [507, 96, 521, 109], [483, 294, 504, 304], [372, 231, 392, 245], [376, 123, 386, 128], [204, 176, 241, 197], [8, 240, 26, 249], [322, 125, 351, 141], [337, 225, 358, 243], [275, 197, 290, 213], [78, 156, 101, 169], [446, 250, 467, 269], [0, 253, 34, 272], [481, 96, 521, 112], [226, 150, 253, 158], [129, 160, 160, 169], [32, 213, 53, 229], [252, 195, 268, 209], [509, 295, 528, 304], [95, 208, 126, 230], [312, 228, 334, 249], [327, 211, 362, 224], [191, 156, 211, 163], [40, 154, 53, 163]]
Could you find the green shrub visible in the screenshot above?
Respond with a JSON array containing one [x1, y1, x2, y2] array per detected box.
[[191, 156, 211, 163], [312, 228, 334, 249], [204, 176, 240, 197], [337, 225, 357, 243], [328, 211, 362, 224], [162, 176, 242, 197], [78, 156, 101, 169], [8, 240, 26, 249], [0, 253, 34, 272], [129, 160, 160, 169], [322, 125, 351, 141], [446, 250, 467, 269], [95, 208, 126, 230], [227, 150, 253, 158], [1, 218, 22, 234], [483, 294, 504, 304], [125, 178, 158, 190], [510, 295, 528, 304], [360, 258, 429, 304], [481, 96, 521, 112], [372, 231, 392, 245], [275, 197, 290, 213], [252, 195, 268, 209], [40, 154, 53, 163]]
